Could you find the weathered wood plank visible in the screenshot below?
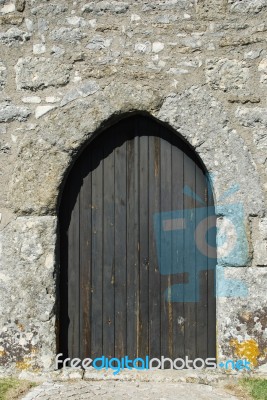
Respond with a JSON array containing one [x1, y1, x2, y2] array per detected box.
[[79, 156, 92, 359], [126, 127, 139, 359], [103, 133, 115, 359], [160, 134, 173, 361], [183, 153, 197, 361], [148, 133, 161, 359], [195, 166, 208, 359], [91, 143, 104, 359], [68, 190, 80, 359], [114, 123, 127, 358], [171, 144, 185, 359], [138, 125, 149, 360]]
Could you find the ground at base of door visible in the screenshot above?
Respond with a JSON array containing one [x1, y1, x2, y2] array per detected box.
[[13, 367, 267, 385], [21, 380, 242, 400]]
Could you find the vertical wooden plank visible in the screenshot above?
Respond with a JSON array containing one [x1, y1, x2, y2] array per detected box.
[[195, 165, 208, 359], [91, 143, 104, 359], [126, 124, 139, 358], [79, 156, 92, 360], [138, 123, 149, 360], [148, 132, 161, 359], [103, 133, 115, 359], [183, 154, 197, 361], [114, 124, 127, 358], [160, 134, 173, 361], [68, 191, 80, 359], [171, 144, 185, 359]]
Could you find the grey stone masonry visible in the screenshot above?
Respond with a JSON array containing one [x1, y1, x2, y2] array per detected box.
[[0, 0, 266, 376]]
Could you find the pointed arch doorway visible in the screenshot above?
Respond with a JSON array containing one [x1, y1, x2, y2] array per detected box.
[[59, 114, 216, 364]]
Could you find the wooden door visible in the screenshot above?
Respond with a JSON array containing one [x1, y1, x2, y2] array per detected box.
[[59, 115, 216, 363]]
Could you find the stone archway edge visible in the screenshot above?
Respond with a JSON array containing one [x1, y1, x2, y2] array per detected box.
[[9, 84, 264, 217]]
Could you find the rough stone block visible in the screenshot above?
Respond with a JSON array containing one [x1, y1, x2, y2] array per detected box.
[[0, 27, 30, 45], [217, 267, 267, 367], [0, 101, 30, 121], [0, 216, 57, 371], [0, 60, 7, 90], [35, 105, 56, 119], [15, 57, 72, 90], [86, 35, 112, 50], [142, 0, 195, 12], [258, 58, 267, 83], [235, 107, 267, 128], [229, 0, 267, 14], [0, 2, 15, 14], [252, 129, 267, 165], [134, 41, 152, 54], [206, 58, 250, 92], [197, 0, 227, 19], [252, 217, 267, 266], [82, 1, 129, 14], [31, 3, 68, 17], [244, 50, 262, 60], [60, 80, 100, 107], [33, 43, 46, 54], [49, 27, 86, 43], [21, 96, 41, 104]]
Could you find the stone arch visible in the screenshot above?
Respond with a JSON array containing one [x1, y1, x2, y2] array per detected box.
[[9, 84, 264, 218]]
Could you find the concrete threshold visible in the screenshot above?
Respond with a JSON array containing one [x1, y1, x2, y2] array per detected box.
[[11, 367, 264, 386]]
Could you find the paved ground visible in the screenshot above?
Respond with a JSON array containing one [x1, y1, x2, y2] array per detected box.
[[22, 380, 241, 400]]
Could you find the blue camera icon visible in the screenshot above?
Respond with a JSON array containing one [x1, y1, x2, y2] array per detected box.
[[153, 188, 249, 302]]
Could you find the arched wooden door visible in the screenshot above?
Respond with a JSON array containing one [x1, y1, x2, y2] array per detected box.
[[59, 115, 216, 363]]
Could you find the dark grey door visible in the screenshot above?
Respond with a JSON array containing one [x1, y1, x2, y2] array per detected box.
[[59, 115, 216, 363]]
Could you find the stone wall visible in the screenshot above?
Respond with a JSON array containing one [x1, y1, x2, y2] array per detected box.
[[0, 0, 267, 374]]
